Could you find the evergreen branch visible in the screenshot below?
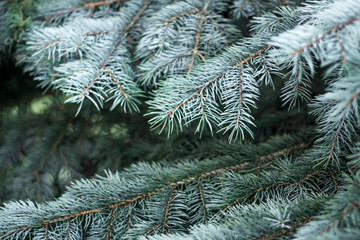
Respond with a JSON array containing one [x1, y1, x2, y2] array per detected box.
[[187, 13, 205, 74], [255, 142, 309, 175], [314, 81, 360, 164], [65, 219, 70, 240], [258, 143, 309, 162], [294, 171, 360, 239], [168, 163, 248, 186], [163, 9, 199, 24], [335, 29, 347, 64], [256, 217, 313, 240], [327, 167, 339, 191], [187, 1, 210, 75], [165, 45, 271, 118], [0, 226, 32, 239], [238, 0, 250, 12], [105, 69, 129, 102], [235, 66, 243, 127], [320, 198, 360, 234], [327, 115, 345, 161], [208, 17, 229, 47], [198, 179, 207, 224], [78, 39, 121, 99], [123, 0, 151, 34], [42, 39, 65, 48], [144, 224, 162, 237], [223, 166, 325, 213], [295, 167, 323, 186], [235, 45, 272, 67], [162, 187, 175, 233], [105, 208, 117, 240], [79, 0, 150, 99], [291, 17, 358, 56], [3, 1, 360, 239], [141, 198, 324, 240], [44, 189, 162, 224], [85, 29, 119, 36], [136, 0, 239, 86], [0, 136, 332, 238], [250, 0, 260, 17], [45, 223, 49, 240], [164, 78, 216, 118], [258, 53, 270, 76], [43, 0, 127, 22], [223, 180, 288, 214], [278, 0, 289, 8], [4, 160, 248, 235], [150, 51, 192, 73]]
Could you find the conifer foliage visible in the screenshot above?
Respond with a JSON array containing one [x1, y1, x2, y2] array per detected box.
[[0, 0, 360, 239]]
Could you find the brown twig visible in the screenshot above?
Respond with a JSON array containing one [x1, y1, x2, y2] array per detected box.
[[105, 208, 117, 240], [66, 219, 70, 240], [0, 226, 31, 239], [106, 69, 129, 101], [336, 30, 347, 64], [236, 65, 243, 127], [198, 179, 207, 223], [43, 189, 161, 224], [327, 166, 339, 191]]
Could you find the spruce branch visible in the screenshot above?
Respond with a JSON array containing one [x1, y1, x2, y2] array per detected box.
[[37, 0, 128, 25], [294, 170, 360, 240], [0, 134, 319, 239], [136, 0, 240, 87], [147, 44, 275, 140], [270, 0, 360, 109], [310, 70, 360, 165]]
